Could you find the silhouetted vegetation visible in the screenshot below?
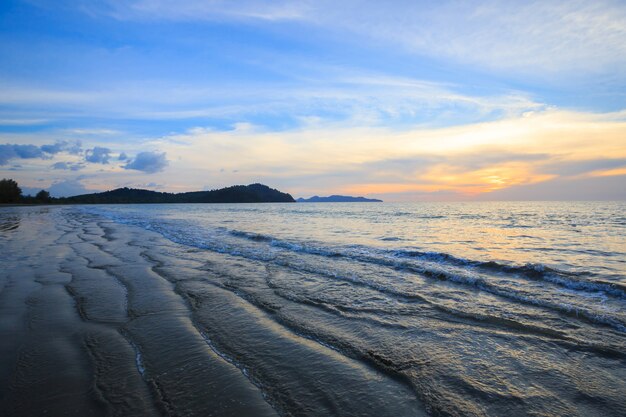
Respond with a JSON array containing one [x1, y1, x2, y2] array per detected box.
[[0, 179, 295, 205], [297, 195, 382, 203], [59, 183, 295, 204], [35, 190, 51, 203], [0, 179, 22, 203]]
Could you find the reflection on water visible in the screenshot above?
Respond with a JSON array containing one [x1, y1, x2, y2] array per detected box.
[[1, 204, 625, 416], [87, 201, 626, 279], [0, 213, 20, 232], [77, 201, 626, 416], [0, 207, 52, 235]]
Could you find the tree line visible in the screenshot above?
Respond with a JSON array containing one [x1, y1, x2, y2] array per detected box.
[[0, 178, 51, 204]]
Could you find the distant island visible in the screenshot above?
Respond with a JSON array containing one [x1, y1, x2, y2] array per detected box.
[[297, 195, 382, 203], [0, 179, 295, 204]]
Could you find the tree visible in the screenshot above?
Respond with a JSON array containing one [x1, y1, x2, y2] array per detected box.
[[0, 178, 22, 204], [35, 190, 51, 203]]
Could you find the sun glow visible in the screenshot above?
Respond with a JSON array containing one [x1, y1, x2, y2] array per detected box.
[[143, 108, 626, 199]]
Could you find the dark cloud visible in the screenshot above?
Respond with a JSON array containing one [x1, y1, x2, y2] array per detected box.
[[52, 161, 84, 171], [85, 146, 111, 164], [13, 144, 44, 159], [359, 152, 551, 179], [118, 152, 128, 161], [540, 158, 626, 177], [67, 140, 83, 154], [40, 140, 82, 155], [478, 174, 626, 201], [123, 151, 168, 173], [0, 141, 83, 165], [52, 162, 69, 170], [0, 144, 43, 164]]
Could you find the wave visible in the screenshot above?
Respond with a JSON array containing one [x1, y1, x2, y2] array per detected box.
[[391, 249, 626, 298], [240, 231, 626, 301], [230, 230, 273, 242], [223, 229, 626, 331], [153, 212, 626, 302], [270, 250, 626, 333], [83, 209, 626, 332], [100, 208, 626, 301], [0, 217, 20, 232]]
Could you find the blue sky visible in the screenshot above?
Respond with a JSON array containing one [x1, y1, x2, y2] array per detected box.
[[1, 0, 625, 199]]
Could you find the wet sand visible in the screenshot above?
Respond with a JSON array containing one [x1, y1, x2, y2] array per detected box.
[[0, 207, 425, 416]]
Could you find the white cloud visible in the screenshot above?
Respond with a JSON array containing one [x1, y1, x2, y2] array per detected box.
[[334, 0, 626, 74], [148, 108, 626, 198], [0, 75, 542, 127], [123, 0, 310, 21], [123, 151, 168, 173], [82, 0, 626, 76], [0, 118, 50, 126], [85, 146, 112, 164], [63, 128, 121, 135], [2, 107, 625, 200]]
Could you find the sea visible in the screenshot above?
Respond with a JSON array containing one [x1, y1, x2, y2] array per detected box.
[[3, 201, 625, 416], [86, 201, 626, 329]]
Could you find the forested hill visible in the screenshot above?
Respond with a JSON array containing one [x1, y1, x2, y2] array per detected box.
[[297, 195, 382, 203], [58, 183, 295, 204]]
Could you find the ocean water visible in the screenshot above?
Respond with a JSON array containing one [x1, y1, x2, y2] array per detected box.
[[86, 201, 626, 327], [3, 202, 624, 416], [79, 201, 626, 415]]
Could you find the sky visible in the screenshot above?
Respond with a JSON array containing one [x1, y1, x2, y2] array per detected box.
[[0, 0, 625, 200]]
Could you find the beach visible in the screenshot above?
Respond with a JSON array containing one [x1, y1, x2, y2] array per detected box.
[[3, 0, 626, 415], [0, 206, 424, 416], [1, 204, 625, 416]]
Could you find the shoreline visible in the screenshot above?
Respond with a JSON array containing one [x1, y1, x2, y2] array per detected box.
[[2, 204, 625, 416], [0, 206, 426, 416], [0, 207, 279, 416]]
